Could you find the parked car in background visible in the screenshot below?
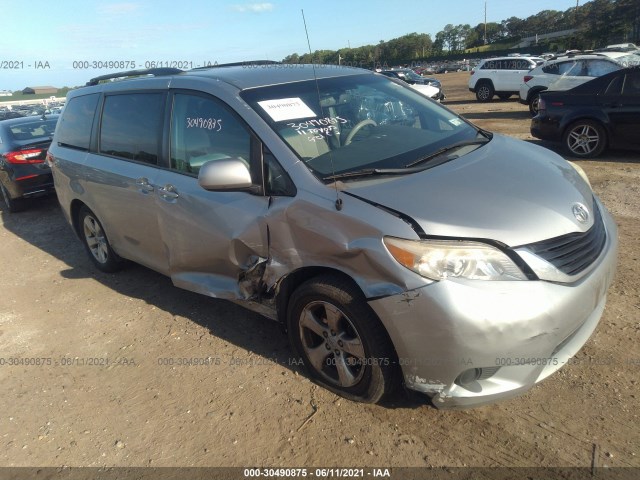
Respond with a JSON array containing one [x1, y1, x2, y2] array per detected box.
[[531, 67, 640, 157], [0, 114, 59, 212], [519, 52, 638, 115], [48, 65, 617, 409], [379, 70, 445, 101], [385, 68, 442, 88], [0, 110, 25, 121], [469, 56, 544, 102]]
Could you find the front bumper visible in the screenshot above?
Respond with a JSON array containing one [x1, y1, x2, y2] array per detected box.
[[368, 204, 618, 409]]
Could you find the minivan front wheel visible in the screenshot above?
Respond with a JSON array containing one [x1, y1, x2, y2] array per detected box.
[[563, 120, 607, 158], [78, 206, 123, 273], [287, 275, 398, 403]]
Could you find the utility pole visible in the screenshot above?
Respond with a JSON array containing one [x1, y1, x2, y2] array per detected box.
[[484, 1, 488, 45]]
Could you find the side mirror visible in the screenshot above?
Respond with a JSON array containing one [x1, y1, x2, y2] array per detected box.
[[198, 158, 253, 191]]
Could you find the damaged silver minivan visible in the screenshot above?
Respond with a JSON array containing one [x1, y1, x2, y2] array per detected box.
[[48, 65, 617, 409]]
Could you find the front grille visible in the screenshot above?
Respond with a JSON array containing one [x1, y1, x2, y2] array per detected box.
[[524, 200, 606, 276]]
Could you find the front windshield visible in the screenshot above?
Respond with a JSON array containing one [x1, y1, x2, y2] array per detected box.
[[241, 73, 481, 182]]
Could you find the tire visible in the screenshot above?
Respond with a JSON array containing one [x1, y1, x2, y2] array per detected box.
[[497, 93, 511, 100], [475, 81, 494, 102], [287, 275, 399, 404], [563, 120, 607, 158], [78, 206, 124, 273], [528, 93, 541, 116], [0, 183, 25, 213]]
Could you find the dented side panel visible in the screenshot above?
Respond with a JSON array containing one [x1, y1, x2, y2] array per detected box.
[[152, 166, 428, 317]]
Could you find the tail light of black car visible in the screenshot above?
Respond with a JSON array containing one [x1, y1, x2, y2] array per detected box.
[[3, 149, 47, 164], [538, 97, 546, 115]]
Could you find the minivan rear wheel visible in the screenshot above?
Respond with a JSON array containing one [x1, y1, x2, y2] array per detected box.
[[287, 275, 398, 404], [78, 206, 124, 273]]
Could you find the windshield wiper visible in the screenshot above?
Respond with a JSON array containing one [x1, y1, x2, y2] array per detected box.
[[404, 137, 490, 168], [324, 135, 492, 182], [324, 168, 422, 182]]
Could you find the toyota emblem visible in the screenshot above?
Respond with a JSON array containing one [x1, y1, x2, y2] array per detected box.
[[572, 203, 590, 224]]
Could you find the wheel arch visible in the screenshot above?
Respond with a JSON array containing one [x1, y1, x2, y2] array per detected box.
[[275, 268, 400, 362], [474, 78, 494, 91], [560, 112, 611, 142], [70, 199, 90, 238], [275, 267, 362, 325], [527, 86, 547, 104]]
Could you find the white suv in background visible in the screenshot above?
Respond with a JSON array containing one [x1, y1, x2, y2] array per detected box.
[[519, 51, 638, 115], [468, 56, 543, 102]]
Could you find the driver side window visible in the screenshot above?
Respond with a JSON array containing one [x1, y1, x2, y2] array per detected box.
[[170, 93, 251, 176]]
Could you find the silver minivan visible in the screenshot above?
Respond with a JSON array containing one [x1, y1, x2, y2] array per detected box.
[[48, 65, 617, 409]]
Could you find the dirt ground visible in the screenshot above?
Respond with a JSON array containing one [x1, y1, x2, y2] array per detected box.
[[0, 72, 638, 470]]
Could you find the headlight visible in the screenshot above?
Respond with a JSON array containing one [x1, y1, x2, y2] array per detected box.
[[567, 161, 591, 188], [383, 237, 527, 281]]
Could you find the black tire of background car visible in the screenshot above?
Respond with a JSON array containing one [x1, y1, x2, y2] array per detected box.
[[287, 274, 399, 404], [0, 183, 25, 213], [475, 81, 495, 102], [563, 120, 607, 159], [529, 93, 542, 116]]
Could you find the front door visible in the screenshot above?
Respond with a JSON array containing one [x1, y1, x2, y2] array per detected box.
[[154, 91, 270, 299]]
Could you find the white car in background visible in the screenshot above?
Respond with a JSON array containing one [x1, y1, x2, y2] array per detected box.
[[519, 51, 639, 115], [468, 56, 544, 102]]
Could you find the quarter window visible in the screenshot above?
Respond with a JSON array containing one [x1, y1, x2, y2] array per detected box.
[[170, 93, 251, 175], [100, 93, 164, 164], [56, 93, 99, 150]]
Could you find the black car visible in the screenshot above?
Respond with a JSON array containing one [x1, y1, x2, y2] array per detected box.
[[531, 66, 640, 158], [0, 115, 59, 212], [0, 110, 24, 121]]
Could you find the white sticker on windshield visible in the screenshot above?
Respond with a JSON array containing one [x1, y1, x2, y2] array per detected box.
[[449, 118, 463, 126], [258, 97, 317, 122]]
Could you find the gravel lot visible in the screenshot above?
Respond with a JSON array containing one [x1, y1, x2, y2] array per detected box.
[[0, 72, 638, 470]]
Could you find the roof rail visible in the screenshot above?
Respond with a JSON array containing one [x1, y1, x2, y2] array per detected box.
[[190, 60, 279, 70], [86, 68, 183, 86]]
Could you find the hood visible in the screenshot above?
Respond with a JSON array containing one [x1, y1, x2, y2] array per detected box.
[[345, 134, 595, 247], [409, 83, 440, 99]]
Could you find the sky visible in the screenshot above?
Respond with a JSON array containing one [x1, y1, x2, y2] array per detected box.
[[0, 0, 583, 91]]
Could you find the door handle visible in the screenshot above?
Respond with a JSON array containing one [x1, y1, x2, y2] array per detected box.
[[158, 184, 179, 200], [135, 177, 155, 193]]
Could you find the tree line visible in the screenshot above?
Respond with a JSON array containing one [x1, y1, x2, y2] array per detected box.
[[282, 0, 639, 66]]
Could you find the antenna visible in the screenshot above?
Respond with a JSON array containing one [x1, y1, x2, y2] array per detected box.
[[301, 9, 343, 211]]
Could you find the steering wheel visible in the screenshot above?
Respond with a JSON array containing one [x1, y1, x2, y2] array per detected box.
[[344, 119, 377, 145]]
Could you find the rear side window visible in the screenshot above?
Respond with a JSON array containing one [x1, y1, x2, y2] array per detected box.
[[100, 93, 164, 165], [587, 60, 619, 77], [543, 61, 575, 76], [56, 93, 99, 150]]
